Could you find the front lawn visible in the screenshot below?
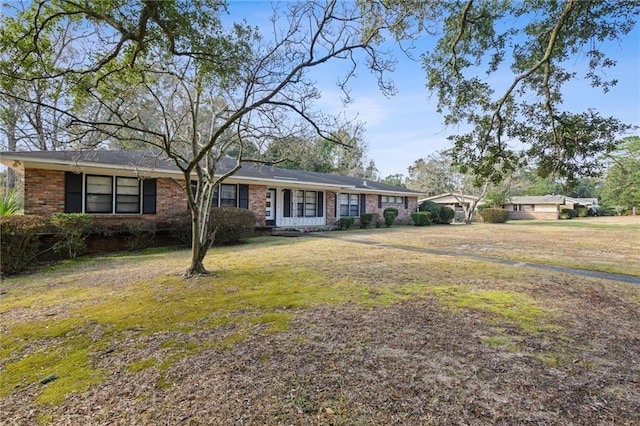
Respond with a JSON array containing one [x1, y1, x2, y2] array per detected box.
[[1, 220, 639, 424]]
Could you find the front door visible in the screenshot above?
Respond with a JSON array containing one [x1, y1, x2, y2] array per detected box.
[[265, 188, 276, 225]]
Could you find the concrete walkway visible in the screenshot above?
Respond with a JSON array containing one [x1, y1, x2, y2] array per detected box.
[[307, 233, 640, 285]]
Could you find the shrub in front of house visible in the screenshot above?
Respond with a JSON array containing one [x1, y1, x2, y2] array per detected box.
[[439, 206, 455, 224], [560, 208, 577, 219], [411, 211, 431, 226], [418, 200, 442, 224], [359, 213, 374, 229], [0, 215, 48, 275], [577, 208, 588, 218], [167, 207, 256, 246], [336, 217, 355, 230], [383, 207, 398, 227], [50, 213, 94, 259], [210, 207, 256, 244], [125, 220, 157, 250], [481, 208, 509, 223]]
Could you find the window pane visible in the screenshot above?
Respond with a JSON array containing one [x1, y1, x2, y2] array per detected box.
[[340, 205, 349, 217], [86, 176, 112, 213], [382, 195, 388, 203], [220, 184, 237, 207], [305, 191, 317, 217], [87, 175, 112, 194], [116, 178, 140, 213], [86, 195, 112, 213], [350, 204, 359, 216]]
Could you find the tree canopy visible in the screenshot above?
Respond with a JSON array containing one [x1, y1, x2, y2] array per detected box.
[[364, 0, 638, 184], [601, 136, 640, 212]]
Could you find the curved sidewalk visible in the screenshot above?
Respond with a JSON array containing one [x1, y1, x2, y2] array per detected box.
[[308, 234, 640, 285]]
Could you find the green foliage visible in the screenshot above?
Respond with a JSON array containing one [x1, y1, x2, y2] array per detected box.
[[576, 208, 588, 218], [0, 215, 47, 275], [439, 206, 455, 224], [167, 208, 255, 246], [418, 200, 442, 224], [560, 208, 577, 219], [383, 207, 398, 227], [359, 213, 374, 229], [50, 213, 94, 259], [0, 190, 21, 216], [336, 217, 355, 230], [210, 207, 256, 244], [410, 211, 431, 226], [481, 208, 509, 224], [601, 136, 640, 211], [420, 1, 638, 184]]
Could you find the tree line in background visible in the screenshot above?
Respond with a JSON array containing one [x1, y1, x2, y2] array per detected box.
[[1, 1, 638, 276]]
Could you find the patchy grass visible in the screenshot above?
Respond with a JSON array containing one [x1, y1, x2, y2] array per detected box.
[[1, 219, 639, 424]]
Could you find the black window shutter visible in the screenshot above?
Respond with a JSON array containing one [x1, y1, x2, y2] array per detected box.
[[317, 191, 324, 217], [335, 193, 338, 217], [360, 194, 366, 214], [378, 195, 382, 208], [142, 179, 157, 214], [283, 189, 291, 217], [65, 172, 83, 213], [404, 196, 408, 209], [238, 184, 249, 209]]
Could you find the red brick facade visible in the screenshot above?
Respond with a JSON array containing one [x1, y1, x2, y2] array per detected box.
[[24, 168, 65, 216], [22, 168, 417, 228]]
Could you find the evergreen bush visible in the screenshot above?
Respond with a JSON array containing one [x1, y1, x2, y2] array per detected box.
[[336, 217, 355, 230], [481, 208, 509, 223], [383, 207, 398, 227], [359, 213, 374, 229], [411, 211, 431, 226], [50, 213, 94, 259], [0, 215, 47, 275], [439, 206, 455, 224]]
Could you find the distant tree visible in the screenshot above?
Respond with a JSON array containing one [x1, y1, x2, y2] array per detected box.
[[405, 151, 455, 196], [381, 173, 405, 187], [601, 136, 640, 215]]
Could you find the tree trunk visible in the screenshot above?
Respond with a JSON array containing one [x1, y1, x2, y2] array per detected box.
[[183, 181, 216, 278]]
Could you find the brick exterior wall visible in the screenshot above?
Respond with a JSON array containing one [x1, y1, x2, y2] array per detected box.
[[24, 169, 65, 216], [248, 184, 267, 226], [22, 168, 417, 227], [508, 211, 559, 220], [370, 195, 417, 225], [324, 192, 417, 226], [156, 178, 189, 221]]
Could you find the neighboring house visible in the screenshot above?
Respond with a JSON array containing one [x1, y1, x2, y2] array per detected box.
[[503, 195, 600, 220], [418, 192, 485, 222], [564, 196, 599, 211], [502, 195, 565, 220], [0, 150, 423, 229]]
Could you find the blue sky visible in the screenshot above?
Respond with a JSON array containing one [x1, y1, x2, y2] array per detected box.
[[228, 1, 640, 178]]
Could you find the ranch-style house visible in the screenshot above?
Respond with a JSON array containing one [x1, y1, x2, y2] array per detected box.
[[0, 150, 423, 228]]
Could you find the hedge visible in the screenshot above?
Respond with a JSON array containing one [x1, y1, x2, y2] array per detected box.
[[1, 215, 48, 275], [411, 211, 431, 226], [481, 208, 509, 223]]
